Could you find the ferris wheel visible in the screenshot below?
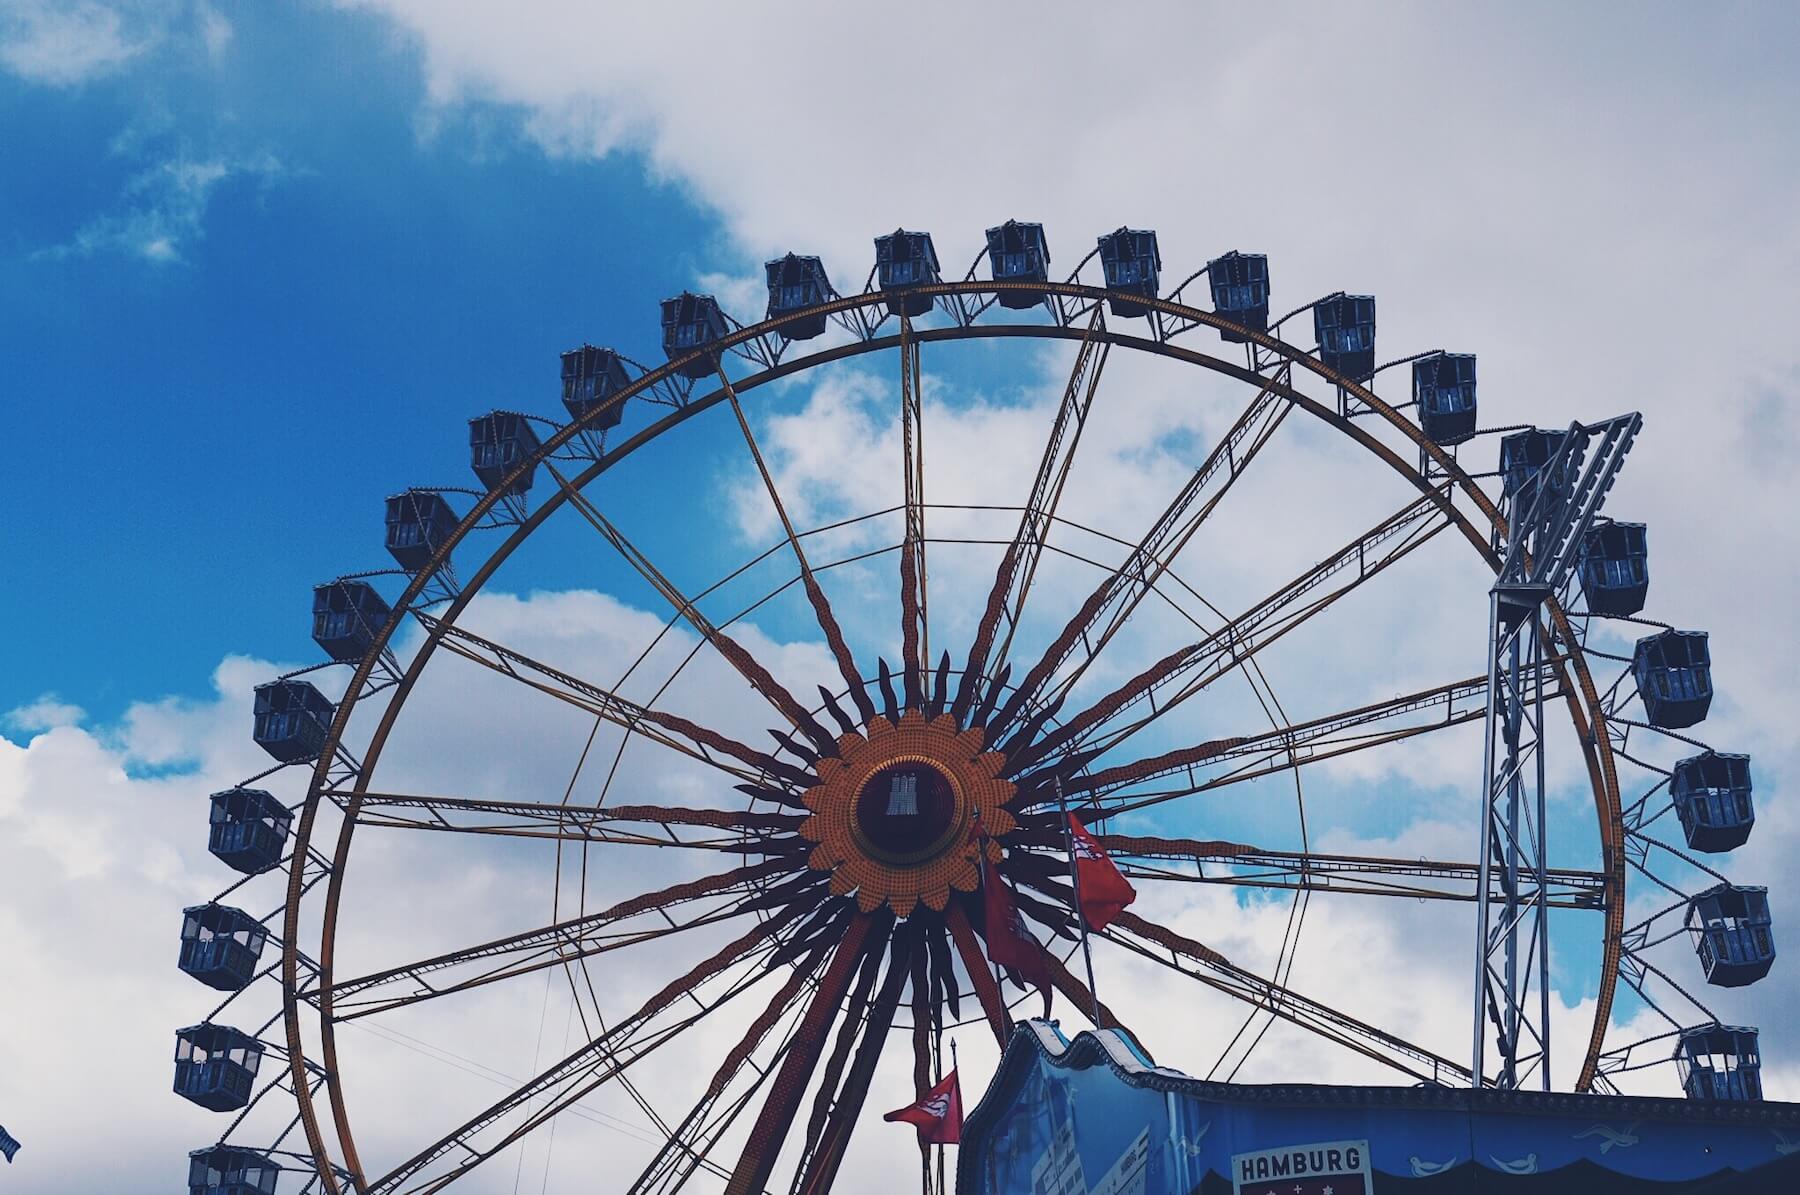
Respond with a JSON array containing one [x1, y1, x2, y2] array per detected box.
[[172, 221, 1771, 1195]]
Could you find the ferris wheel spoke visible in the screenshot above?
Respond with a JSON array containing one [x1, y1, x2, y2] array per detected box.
[[724, 911, 885, 1195], [795, 934, 888, 1172], [720, 366, 875, 727], [945, 901, 1012, 1045], [990, 362, 1295, 737], [954, 305, 1110, 724], [910, 937, 934, 1137], [1088, 836, 1607, 908], [1017, 488, 1456, 773], [1097, 907, 1471, 1085], [898, 313, 930, 706], [422, 614, 815, 793], [793, 926, 914, 1195], [327, 860, 812, 1021], [1056, 664, 1564, 816], [348, 791, 804, 849], [542, 460, 839, 755], [627, 927, 843, 1195], [368, 897, 824, 1195]]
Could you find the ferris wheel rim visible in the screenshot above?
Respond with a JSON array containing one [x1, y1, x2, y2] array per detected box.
[[278, 280, 1626, 1191]]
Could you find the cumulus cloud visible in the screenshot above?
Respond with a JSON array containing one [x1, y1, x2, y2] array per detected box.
[[331, 2, 1800, 796], [0, 593, 847, 1191], [0, 587, 1648, 1194], [4, 694, 86, 734], [0, 656, 293, 1188], [9, 554, 1798, 1193]]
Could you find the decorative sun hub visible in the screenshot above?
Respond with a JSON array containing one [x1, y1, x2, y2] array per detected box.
[[800, 709, 1017, 916]]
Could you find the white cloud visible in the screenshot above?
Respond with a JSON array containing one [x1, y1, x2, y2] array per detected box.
[[0, 0, 240, 85], [8, 1, 270, 265], [4, 694, 86, 733], [330, 2, 1800, 794], [197, 0, 228, 59], [10, 564, 1799, 1192], [0, 0, 145, 84], [0, 586, 917, 1190], [37, 150, 286, 264], [316, 0, 1800, 1146], [0, 659, 286, 1188]]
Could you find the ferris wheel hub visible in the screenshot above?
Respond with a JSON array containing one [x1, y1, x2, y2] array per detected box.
[[798, 709, 1015, 917], [852, 756, 962, 865]]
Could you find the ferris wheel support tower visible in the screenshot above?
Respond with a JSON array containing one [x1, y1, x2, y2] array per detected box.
[[1473, 413, 1642, 1089]]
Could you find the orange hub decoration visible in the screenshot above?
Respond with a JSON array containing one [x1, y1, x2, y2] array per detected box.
[[799, 709, 1016, 916]]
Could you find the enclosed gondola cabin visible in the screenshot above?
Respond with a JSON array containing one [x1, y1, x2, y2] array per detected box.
[[1672, 751, 1755, 854], [1634, 629, 1713, 729], [174, 1023, 264, 1112], [661, 292, 729, 378], [384, 490, 457, 574], [1313, 294, 1376, 381], [311, 579, 392, 663], [986, 221, 1051, 308], [561, 345, 630, 429], [469, 411, 541, 496], [764, 254, 832, 340], [1498, 427, 1568, 516], [1688, 883, 1774, 988], [178, 903, 268, 992], [875, 229, 941, 316], [207, 787, 291, 875], [1097, 227, 1161, 318], [1677, 1024, 1763, 1102], [1208, 251, 1269, 342], [251, 679, 332, 764], [188, 1146, 280, 1195], [1413, 351, 1478, 445], [1578, 519, 1649, 616]]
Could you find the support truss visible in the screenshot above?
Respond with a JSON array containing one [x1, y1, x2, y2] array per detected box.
[[1472, 413, 1640, 1091]]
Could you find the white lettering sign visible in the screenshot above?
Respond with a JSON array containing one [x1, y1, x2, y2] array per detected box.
[[1230, 1138, 1372, 1195]]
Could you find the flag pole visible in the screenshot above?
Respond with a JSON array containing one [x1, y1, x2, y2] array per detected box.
[[936, 1036, 955, 1195], [1054, 775, 1103, 1026]]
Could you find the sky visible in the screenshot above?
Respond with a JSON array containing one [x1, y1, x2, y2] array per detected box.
[[3, 2, 1800, 1193]]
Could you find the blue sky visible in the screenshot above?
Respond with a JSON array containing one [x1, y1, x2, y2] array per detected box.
[[1, 1, 730, 718], [4, 3, 1800, 1192], [7, 0, 1799, 722]]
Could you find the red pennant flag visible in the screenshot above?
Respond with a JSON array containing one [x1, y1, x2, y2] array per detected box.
[[884, 1068, 963, 1144], [1068, 814, 1136, 930], [981, 850, 1054, 992]]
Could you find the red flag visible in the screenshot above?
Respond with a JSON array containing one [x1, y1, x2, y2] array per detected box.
[[982, 853, 1053, 992], [884, 1068, 963, 1144], [1067, 815, 1137, 930]]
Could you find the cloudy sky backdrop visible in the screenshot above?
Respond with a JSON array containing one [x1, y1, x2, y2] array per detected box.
[[3, 2, 1799, 1192]]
